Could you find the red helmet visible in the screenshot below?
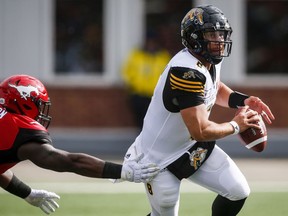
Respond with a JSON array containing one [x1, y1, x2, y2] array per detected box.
[[0, 74, 51, 128]]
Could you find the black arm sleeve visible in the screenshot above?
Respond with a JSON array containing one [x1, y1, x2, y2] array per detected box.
[[163, 67, 206, 112]]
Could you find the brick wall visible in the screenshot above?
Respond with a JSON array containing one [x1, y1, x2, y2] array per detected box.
[[47, 86, 288, 129]]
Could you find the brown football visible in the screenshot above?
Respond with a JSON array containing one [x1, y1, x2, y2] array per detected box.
[[238, 114, 267, 152]]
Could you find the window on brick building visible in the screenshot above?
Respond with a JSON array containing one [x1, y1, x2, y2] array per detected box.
[[145, 0, 192, 56], [55, 0, 103, 75], [246, 0, 288, 75]]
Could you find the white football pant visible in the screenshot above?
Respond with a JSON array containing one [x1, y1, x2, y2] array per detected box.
[[144, 145, 251, 216]]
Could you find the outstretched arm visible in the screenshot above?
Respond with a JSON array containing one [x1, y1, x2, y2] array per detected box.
[[0, 169, 60, 214], [18, 143, 117, 178], [17, 143, 159, 182]]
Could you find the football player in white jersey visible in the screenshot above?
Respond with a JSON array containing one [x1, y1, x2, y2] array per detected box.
[[123, 5, 275, 216]]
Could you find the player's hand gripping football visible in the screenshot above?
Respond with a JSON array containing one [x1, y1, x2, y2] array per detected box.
[[232, 106, 261, 133], [244, 96, 275, 124], [121, 153, 160, 183], [25, 189, 60, 214]]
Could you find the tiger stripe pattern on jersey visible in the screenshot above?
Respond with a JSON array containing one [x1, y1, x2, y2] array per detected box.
[[170, 73, 204, 95]]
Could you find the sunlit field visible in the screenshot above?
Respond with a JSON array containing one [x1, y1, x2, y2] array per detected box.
[[1, 159, 288, 215], [1, 192, 288, 216]]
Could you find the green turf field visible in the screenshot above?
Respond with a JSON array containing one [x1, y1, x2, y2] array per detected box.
[[1, 192, 288, 216]]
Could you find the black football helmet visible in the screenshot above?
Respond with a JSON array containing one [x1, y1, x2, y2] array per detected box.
[[0, 75, 52, 128], [181, 5, 232, 64]]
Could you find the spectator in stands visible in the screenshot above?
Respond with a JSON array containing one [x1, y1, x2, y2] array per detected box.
[[121, 30, 171, 128]]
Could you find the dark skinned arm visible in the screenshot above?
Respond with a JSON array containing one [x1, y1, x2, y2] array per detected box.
[[17, 143, 109, 178], [0, 169, 14, 189]]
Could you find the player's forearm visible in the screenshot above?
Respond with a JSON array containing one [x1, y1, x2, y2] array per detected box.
[[68, 154, 122, 179], [189, 120, 234, 141], [181, 105, 234, 141], [46, 152, 122, 179], [0, 170, 13, 189], [41, 151, 105, 177], [2, 173, 31, 199], [215, 82, 233, 107], [64, 153, 106, 177], [21, 143, 121, 179]]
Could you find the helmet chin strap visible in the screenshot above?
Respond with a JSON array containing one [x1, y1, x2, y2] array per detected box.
[[203, 52, 223, 65], [200, 41, 223, 65], [187, 40, 223, 66]]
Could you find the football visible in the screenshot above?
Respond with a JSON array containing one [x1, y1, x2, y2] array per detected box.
[[238, 114, 267, 152]]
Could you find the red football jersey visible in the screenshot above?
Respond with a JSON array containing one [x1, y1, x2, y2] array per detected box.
[[0, 106, 52, 174]]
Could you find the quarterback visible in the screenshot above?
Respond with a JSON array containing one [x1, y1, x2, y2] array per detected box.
[[0, 75, 159, 214], [123, 5, 274, 216]]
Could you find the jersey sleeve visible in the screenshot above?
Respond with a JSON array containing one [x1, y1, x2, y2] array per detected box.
[[0, 112, 53, 168], [163, 66, 206, 112], [14, 129, 52, 148], [0, 129, 52, 165]]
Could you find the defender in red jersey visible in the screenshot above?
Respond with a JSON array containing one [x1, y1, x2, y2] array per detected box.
[[0, 75, 159, 214]]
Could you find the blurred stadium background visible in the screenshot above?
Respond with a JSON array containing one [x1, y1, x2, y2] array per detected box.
[[0, 0, 288, 212], [0, 0, 286, 154]]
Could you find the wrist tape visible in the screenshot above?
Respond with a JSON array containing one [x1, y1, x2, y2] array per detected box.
[[5, 175, 31, 198], [102, 162, 122, 179], [228, 91, 249, 108], [229, 121, 240, 135]]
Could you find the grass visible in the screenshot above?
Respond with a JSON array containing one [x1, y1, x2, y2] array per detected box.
[[1, 192, 288, 216]]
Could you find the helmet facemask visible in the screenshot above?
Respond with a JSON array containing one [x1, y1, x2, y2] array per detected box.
[[35, 98, 52, 129], [200, 30, 232, 64]]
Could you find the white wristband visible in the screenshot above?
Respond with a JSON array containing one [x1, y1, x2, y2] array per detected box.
[[229, 121, 240, 135]]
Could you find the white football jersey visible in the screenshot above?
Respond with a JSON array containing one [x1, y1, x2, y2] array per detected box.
[[129, 48, 222, 169]]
